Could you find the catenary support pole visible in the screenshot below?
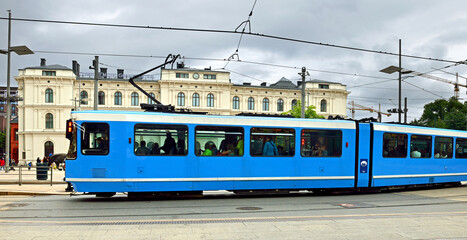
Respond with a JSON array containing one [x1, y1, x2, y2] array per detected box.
[[5, 10, 12, 172], [404, 97, 408, 124], [300, 67, 306, 118], [398, 39, 402, 123], [93, 56, 99, 110]]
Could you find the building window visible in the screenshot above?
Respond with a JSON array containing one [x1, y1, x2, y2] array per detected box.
[[203, 74, 216, 79], [320, 99, 327, 112], [291, 99, 297, 109], [44, 141, 54, 157], [176, 73, 189, 78], [319, 84, 329, 89], [207, 93, 214, 107], [177, 92, 185, 106], [383, 133, 408, 158], [248, 97, 255, 110], [45, 113, 53, 129], [131, 92, 139, 106], [42, 71, 56, 76], [410, 135, 432, 158], [232, 96, 240, 109], [114, 91, 122, 105], [262, 98, 269, 111], [14, 129, 18, 141], [277, 99, 284, 112], [80, 91, 88, 105], [195, 126, 244, 156], [301, 129, 342, 157], [45, 88, 53, 103], [98, 91, 105, 105], [250, 127, 295, 157], [192, 93, 200, 107], [148, 93, 156, 104]]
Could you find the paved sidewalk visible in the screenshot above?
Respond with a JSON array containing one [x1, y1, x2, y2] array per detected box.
[[0, 167, 70, 195]]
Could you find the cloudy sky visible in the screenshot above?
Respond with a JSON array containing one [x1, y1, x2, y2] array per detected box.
[[1, 0, 466, 121]]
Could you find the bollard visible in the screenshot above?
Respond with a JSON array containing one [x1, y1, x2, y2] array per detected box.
[[50, 167, 53, 186], [19, 165, 22, 186]]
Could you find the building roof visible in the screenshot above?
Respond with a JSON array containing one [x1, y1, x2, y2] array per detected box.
[[23, 64, 71, 71], [269, 77, 297, 89], [308, 79, 346, 86]]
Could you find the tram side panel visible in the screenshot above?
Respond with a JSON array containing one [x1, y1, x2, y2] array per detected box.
[[355, 123, 371, 188], [371, 124, 467, 187], [67, 117, 358, 193]]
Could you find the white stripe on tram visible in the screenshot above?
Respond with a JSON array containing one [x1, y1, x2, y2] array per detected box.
[[66, 176, 355, 182], [373, 172, 467, 179]]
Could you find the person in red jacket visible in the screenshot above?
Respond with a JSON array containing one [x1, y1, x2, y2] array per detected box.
[[0, 157, 5, 171]]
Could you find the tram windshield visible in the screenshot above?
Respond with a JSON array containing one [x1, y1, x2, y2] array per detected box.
[[66, 127, 77, 159], [81, 123, 109, 155]]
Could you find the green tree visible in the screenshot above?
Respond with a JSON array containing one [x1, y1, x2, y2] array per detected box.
[[410, 97, 467, 130], [282, 100, 325, 119]]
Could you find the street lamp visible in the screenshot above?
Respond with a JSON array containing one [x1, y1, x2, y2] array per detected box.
[[1, 10, 34, 172], [380, 39, 406, 123]]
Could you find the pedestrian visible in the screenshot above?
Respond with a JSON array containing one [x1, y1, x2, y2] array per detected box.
[[0, 157, 5, 171], [28, 161, 32, 170], [8, 158, 14, 171]]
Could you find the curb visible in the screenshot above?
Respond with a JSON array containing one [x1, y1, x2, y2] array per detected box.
[[0, 191, 71, 196], [0, 181, 67, 185]]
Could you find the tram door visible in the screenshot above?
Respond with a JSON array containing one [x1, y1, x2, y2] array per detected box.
[[356, 123, 372, 187]]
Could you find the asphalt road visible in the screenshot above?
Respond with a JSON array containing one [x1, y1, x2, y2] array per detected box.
[[1, 186, 467, 239]]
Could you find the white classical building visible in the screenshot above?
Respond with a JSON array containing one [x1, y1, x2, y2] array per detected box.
[[15, 59, 349, 164]]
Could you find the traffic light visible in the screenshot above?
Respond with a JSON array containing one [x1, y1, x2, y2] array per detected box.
[[66, 119, 74, 140]]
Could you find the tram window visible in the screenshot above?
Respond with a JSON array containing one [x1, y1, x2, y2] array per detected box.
[[195, 126, 244, 156], [300, 129, 342, 157], [455, 138, 467, 159], [81, 123, 109, 155], [67, 127, 77, 159], [250, 128, 295, 157], [410, 135, 432, 158], [134, 124, 188, 156], [434, 137, 453, 158], [383, 133, 407, 158]]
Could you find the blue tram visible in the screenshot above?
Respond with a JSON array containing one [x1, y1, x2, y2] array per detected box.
[[64, 110, 467, 196]]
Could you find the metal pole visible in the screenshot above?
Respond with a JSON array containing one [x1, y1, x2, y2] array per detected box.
[[378, 103, 381, 123], [404, 97, 408, 124], [301, 67, 306, 118], [351, 101, 355, 119], [5, 10, 12, 173], [398, 39, 402, 123], [19, 165, 22, 186], [93, 56, 99, 110], [50, 166, 53, 186]]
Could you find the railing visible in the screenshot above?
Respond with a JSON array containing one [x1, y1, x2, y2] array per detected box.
[[1, 165, 66, 186], [78, 72, 159, 81]]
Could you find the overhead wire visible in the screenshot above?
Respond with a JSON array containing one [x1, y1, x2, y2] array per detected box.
[[34, 49, 397, 82], [224, 0, 258, 69], [2, 17, 467, 65]]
